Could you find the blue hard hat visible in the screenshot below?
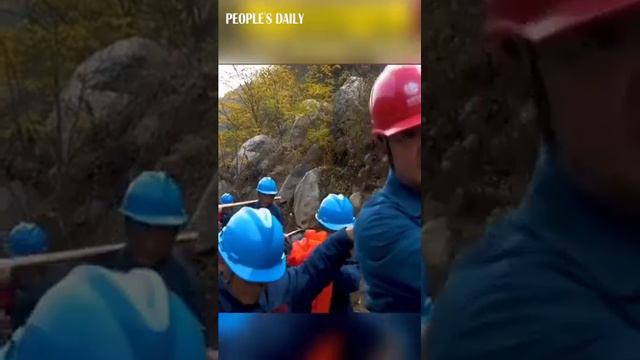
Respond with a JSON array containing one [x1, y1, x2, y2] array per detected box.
[[119, 171, 188, 227], [315, 194, 356, 231], [256, 177, 278, 196], [1, 265, 205, 360], [218, 207, 285, 283], [7, 222, 48, 257], [220, 193, 235, 205]]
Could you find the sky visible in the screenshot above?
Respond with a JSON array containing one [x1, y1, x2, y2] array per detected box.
[[218, 65, 270, 98]]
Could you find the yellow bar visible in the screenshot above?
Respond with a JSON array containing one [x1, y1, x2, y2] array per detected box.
[[219, 0, 421, 64]]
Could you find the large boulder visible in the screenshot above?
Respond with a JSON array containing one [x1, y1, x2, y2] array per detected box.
[[218, 180, 231, 198], [187, 171, 218, 252], [234, 135, 276, 176], [0, 181, 29, 230], [331, 76, 372, 163], [289, 99, 327, 147], [279, 144, 323, 204], [47, 37, 174, 162], [332, 77, 367, 138], [349, 192, 363, 215], [293, 167, 326, 229]]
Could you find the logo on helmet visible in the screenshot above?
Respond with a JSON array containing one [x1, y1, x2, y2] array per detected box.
[[404, 81, 421, 107], [404, 82, 419, 96]]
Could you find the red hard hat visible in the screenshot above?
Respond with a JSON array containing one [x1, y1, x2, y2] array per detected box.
[[369, 65, 422, 137], [487, 0, 640, 42]]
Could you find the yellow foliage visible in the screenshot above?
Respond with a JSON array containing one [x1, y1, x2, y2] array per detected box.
[[0, 0, 214, 152]]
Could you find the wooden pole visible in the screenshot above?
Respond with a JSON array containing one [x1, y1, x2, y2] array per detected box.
[[0, 231, 198, 271], [285, 229, 304, 238], [218, 196, 282, 210]]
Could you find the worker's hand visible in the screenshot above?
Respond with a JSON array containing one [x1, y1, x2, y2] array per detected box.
[[206, 349, 218, 360], [346, 226, 354, 241]]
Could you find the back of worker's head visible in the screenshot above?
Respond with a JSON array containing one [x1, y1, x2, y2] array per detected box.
[[1, 265, 205, 360], [6, 222, 48, 258], [315, 194, 355, 234], [218, 207, 286, 283]]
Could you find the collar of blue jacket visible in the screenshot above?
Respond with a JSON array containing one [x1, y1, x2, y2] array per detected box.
[[383, 169, 421, 218], [516, 146, 640, 295]]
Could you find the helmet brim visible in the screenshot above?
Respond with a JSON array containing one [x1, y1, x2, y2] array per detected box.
[[373, 113, 422, 137], [315, 213, 355, 232], [218, 242, 286, 283], [487, 0, 640, 42], [257, 190, 278, 196], [119, 208, 188, 227]]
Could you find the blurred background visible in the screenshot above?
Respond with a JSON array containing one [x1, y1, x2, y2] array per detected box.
[[219, 313, 421, 360], [0, 0, 218, 347], [423, 2, 540, 297]]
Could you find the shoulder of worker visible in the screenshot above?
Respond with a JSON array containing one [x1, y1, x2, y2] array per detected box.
[[428, 216, 640, 360], [361, 170, 420, 217], [264, 228, 353, 309], [165, 254, 200, 285], [355, 182, 420, 243], [354, 193, 420, 265]]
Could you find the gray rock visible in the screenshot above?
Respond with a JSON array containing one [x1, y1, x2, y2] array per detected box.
[[293, 167, 325, 229], [234, 135, 276, 176], [47, 37, 173, 162], [218, 180, 231, 197], [423, 218, 452, 269], [349, 192, 363, 215], [73, 200, 107, 226], [332, 77, 367, 139], [289, 99, 324, 147], [188, 171, 218, 252], [132, 115, 161, 149], [279, 145, 323, 203], [0, 181, 29, 230]]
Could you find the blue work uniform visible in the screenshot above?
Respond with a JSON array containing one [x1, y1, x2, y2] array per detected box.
[[428, 147, 640, 360], [355, 169, 424, 312], [219, 313, 418, 360], [251, 202, 285, 228], [11, 280, 56, 331], [287, 256, 361, 313], [329, 260, 361, 313], [219, 229, 353, 313], [109, 249, 205, 330]]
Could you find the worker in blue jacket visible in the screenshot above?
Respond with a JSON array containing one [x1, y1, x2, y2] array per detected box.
[[218, 206, 354, 313], [251, 177, 285, 227], [428, 1, 640, 359], [287, 194, 362, 313], [354, 65, 425, 313], [4, 222, 54, 331], [108, 172, 205, 338], [219, 192, 235, 228], [1, 265, 205, 360]]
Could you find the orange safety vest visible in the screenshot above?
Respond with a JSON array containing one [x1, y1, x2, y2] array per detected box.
[[304, 332, 344, 360], [287, 230, 333, 313]]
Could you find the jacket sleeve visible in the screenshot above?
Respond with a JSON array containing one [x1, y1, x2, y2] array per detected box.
[[176, 260, 209, 345], [338, 263, 361, 293], [428, 251, 640, 360], [274, 206, 286, 228], [269, 229, 353, 308], [354, 206, 422, 308]]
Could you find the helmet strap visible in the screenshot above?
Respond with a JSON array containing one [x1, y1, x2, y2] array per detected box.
[[381, 136, 395, 169], [525, 41, 555, 145]]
